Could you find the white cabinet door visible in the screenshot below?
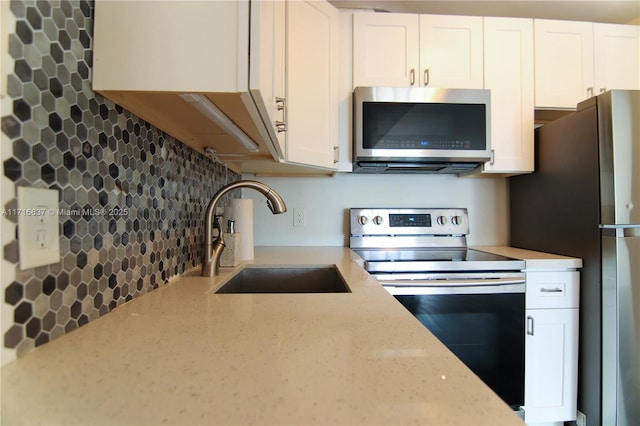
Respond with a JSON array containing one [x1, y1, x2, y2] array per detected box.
[[534, 19, 594, 109], [352, 13, 420, 87], [286, 0, 339, 168], [250, 0, 286, 159], [525, 308, 579, 423], [93, 1, 245, 93], [482, 17, 534, 174], [419, 15, 484, 88], [594, 23, 640, 92]]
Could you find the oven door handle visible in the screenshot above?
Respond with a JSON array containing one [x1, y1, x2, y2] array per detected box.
[[382, 277, 525, 295]]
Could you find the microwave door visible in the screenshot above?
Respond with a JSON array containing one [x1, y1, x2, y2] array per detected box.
[[353, 87, 492, 167]]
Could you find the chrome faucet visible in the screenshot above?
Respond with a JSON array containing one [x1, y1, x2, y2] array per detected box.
[[202, 180, 287, 277]]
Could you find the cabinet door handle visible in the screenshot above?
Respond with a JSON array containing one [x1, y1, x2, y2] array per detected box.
[[489, 149, 495, 166], [527, 316, 534, 335], [540, 287, 563, 293], [333, 146, 339, 164], [410, 68, 416, 86], [587, 87, 594, 98], [275, 97, 286, 133], [424, 68, 430, 86]]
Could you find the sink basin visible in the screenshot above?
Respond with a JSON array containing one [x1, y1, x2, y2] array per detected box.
[[215, 266, 351, 294]]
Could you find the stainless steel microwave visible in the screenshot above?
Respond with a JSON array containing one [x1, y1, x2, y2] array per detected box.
[[353, 87, 491, 173]]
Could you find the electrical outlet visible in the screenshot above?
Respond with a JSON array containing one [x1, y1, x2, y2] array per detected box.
[[17, 187, 60, 270], [293, 208, 306, 227], [576, 410, 586, 426]]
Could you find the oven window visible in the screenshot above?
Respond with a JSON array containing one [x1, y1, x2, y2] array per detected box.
[[362, 102, 487, 151], [395, 293, 524, 407]]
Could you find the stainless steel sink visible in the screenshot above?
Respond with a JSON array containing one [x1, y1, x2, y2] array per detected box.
[[215, 266, 351, 294]]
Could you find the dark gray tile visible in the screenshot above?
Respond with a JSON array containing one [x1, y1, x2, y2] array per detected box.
[[3, 158, 22, 181], [4, 325, 24, 349], [26, 7, 42, 30], [15, 20, 33, 44], [14, 301, 33, 323]]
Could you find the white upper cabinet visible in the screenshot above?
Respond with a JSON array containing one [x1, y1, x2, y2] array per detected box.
[[352, 13, 483, 88], [593, 23, 640, 93], [285, 0, 339, 169], [482, 17, 534, 174], [535, 19, 640, 109], [93, 0, 340, 175], [93, 1, 280, 160], [353, 13, 420, 87], [534, 19, 595, 109], [419, 15, 484, 89]]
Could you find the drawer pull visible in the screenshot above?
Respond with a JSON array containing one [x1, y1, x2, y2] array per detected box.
[[540, 287, 563, 293]]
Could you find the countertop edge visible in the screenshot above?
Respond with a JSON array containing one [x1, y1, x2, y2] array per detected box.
[[473, 245, 583, 269]]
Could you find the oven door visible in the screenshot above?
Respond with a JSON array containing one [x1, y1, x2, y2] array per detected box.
[[381, 274, 525, 409]]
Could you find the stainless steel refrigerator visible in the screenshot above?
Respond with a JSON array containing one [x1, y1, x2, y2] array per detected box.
[[510, 90, 639, 426]]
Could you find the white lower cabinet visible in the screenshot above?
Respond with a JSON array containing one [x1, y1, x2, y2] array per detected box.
[[524, 271, 580, 424]]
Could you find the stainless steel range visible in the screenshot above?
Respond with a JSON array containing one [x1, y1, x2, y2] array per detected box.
[[350, 208, 526, 410]]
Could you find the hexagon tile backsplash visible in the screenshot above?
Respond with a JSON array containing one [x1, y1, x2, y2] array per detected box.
[[1, 0, 241, 360]]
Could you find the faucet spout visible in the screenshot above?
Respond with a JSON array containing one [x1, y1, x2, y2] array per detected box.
[[202, 180, 287, 277]]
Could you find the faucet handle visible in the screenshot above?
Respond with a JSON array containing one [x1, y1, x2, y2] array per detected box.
[[213, 215, 226, 248], [213, 215, 223, 231]]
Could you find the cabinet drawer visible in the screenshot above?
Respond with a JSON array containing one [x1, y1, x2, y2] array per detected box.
[[526, 271, 580, 309]]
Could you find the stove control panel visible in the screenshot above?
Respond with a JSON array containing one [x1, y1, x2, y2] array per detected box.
[[350, 208, 469, 236]]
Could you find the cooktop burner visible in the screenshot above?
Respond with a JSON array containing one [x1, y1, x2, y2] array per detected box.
[[354, 248, 514, 263], [355, 248, 524, 273]]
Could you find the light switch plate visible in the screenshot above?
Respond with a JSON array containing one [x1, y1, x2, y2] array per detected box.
[[17, 187, 60, 270]]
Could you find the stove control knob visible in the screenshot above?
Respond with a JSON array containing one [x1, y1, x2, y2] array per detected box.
[[451, 216, 463, 226], [358, 216, 368, 225], [437, 215, 447, 225], [373, 216, 384, 225]]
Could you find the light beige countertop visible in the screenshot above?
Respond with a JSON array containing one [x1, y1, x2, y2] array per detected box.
[[1, 247, 524, 426], [473, 246, 583, 269]]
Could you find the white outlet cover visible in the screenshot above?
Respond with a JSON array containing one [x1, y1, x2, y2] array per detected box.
[[17, 187, 61, 270]]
